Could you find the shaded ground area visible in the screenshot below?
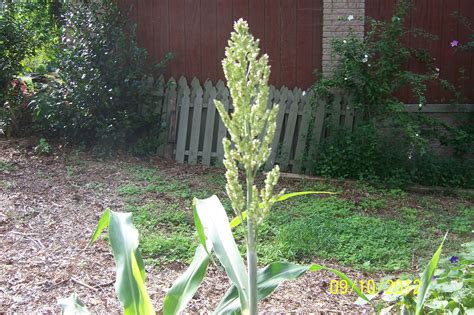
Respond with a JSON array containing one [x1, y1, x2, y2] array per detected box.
[[0, 138, 472, 313]]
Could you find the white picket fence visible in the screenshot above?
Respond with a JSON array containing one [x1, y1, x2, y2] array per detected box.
[[157, 76, 356, 173]]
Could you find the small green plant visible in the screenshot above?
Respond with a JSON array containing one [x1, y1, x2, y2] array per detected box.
[[118, 184, 144, 196], [0, 161, 16, 173], [360, 236, 474, 314], [34, 138, 51, 155]]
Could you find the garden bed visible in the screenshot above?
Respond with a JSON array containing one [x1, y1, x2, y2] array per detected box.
[[0, 139, 472, 313]]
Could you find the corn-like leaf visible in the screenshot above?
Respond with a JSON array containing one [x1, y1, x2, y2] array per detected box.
[[229, 191, 335, 228], [89, 210, 154, 315], [58, 293, 90, 315], [108, 211, 154, 315], [165, 192, 335, 314], [130, 251, 155, 315], [215, 262, 368, 314], [194, 196, 249, 312], [162, 244, 210, 314], [88, 208, 110, 245], [415, 233, 448, 315]]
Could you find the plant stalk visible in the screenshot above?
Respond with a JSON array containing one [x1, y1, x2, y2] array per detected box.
[[246, 172, 258, 315]]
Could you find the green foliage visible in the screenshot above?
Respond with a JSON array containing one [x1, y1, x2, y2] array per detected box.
[[311, 124, 474, 188], [364, 238, 474, 314], [141, 232, 195, 264], [308, 0, 473, 188], [34, 137, 51, 155], [262, 197, 426, 271], [88, 209, 155, 315], [0, 161, 16, 173], [33, 0, 172, 155], [0, 78, 35, 137], [118, 184, 144, 196], [0, 2, 62, 135], [451, 205, 474, 235], [312, 0, 451, 125]]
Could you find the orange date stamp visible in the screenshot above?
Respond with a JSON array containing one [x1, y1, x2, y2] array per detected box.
[[329, 279, 422, 295]]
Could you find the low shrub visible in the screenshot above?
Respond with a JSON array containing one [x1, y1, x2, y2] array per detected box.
[[33, 0, 172, 155], [310, 125, 474, 188]]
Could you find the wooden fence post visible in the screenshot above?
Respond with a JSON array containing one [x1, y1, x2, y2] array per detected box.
[[188, 78, 204, 165], [175, 77, 190, 164]]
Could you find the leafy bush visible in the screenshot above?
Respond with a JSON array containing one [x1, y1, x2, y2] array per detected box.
[[311, 125, 474, 188], [33, 0, 172, 155], [0, 78, 35, 137], [0, 2, 62, 136]]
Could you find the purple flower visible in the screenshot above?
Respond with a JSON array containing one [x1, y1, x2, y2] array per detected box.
[[449, 256, 459, 263], [451, 40, 459, 47], [432, 276, 438, 281]]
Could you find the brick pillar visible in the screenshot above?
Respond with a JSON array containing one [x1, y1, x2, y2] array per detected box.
[[322, 0, 365, 75]]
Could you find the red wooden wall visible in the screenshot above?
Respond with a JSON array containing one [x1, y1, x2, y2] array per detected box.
[[366, 0, 474, 103], [116, 0, 323, 89]]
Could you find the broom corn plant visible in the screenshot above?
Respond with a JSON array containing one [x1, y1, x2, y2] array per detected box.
[[63, 19, 372, 315]]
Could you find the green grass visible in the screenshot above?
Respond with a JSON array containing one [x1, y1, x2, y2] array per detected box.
[[113, 164, 472, 272], [255, 197, 427, 271], [118, 183, 144, 196]]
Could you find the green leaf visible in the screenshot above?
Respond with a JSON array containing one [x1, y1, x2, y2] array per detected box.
[[415, 232, 448, 315], [215, 262, 367, 314], [276, 191, 336, 202], [229, 191, 334, 228], [107, 211, 153, 315], [58, 293, 90, 315], [194, 196, 249, 312], [88, 208, 110, 246], [193, 199, 212, 257], [130, 251, 155, 315], [229, 211, 247, 229], [163, 245, 210, 315]]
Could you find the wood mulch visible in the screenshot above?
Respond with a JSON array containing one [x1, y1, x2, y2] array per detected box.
[[0, 139, 374, 314]]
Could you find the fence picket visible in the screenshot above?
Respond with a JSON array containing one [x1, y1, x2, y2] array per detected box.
[[266, 87, 286, 169], [280, 88, 300, 171], [343, 94, 355, 131], [163, 77, 178, 159], [304, 97, 326, 173], [215, 80, 230, 165], [188, 78, 203, 165], [175, 77, 190, 163], [162, 78, 361, 174], [331, 93, 342, 129], [202, 82, 217, 166], [293, 90, 312, 173]]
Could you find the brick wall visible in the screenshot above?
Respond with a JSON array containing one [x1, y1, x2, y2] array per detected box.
[[322, 0, 365, 75]]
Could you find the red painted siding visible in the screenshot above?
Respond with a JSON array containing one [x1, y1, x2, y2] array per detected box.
[[366, 0, 474, 103], [117, 0, 323, 89]]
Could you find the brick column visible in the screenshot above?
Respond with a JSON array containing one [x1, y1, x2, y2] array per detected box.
[[322, 0, 365, 75]]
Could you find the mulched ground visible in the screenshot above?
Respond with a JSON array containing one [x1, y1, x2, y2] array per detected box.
[[0, 138, 375, 314]]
